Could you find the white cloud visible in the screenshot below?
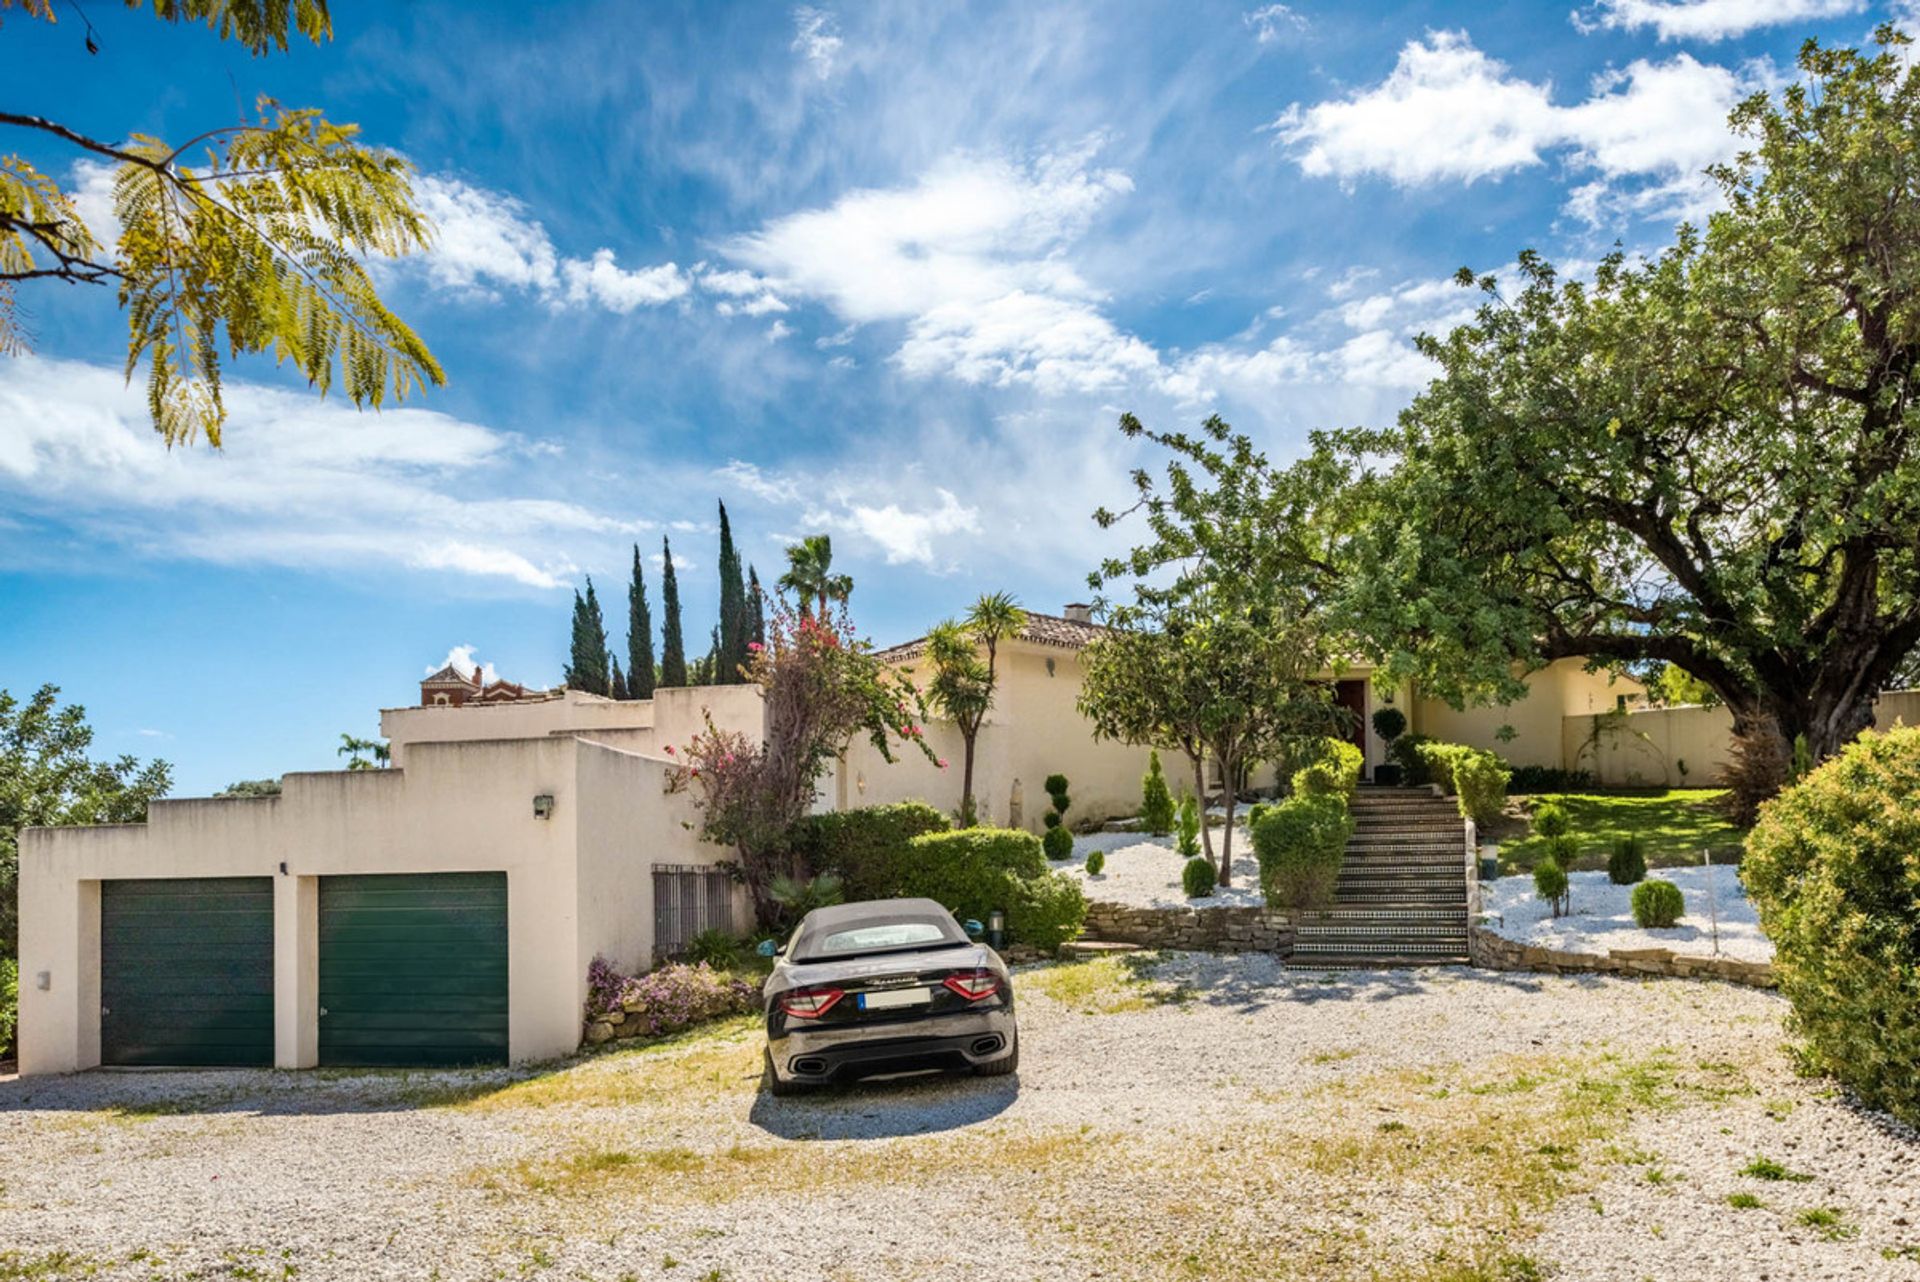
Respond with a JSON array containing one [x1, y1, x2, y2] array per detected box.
[[1244, 4, 1307, 44], [1577, 0, 1863, 41], [411, 176, 688, 311], [1272, 31, 1762, 221], [805, 487, 981, 566], [729, 146, 1170, 393], [0, 356, 630, 588], [717, 459, 802, 503], [792, 6, 843, 78], [427, 645, 499, 684]]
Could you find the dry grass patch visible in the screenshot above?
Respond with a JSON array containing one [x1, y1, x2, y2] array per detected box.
[[1021, 952, 1189, 1014]]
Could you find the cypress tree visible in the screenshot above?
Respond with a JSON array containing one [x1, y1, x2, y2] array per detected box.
[[571, 576, 612, 695], [627, 543, 655, 699], [716, 500, 749, 683], [565, 589, 589, 689], [747, 564, 766, 647], [610, 658, 629, 701], [660, 536, 688, 688]]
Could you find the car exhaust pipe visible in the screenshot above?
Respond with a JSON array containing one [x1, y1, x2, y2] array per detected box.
[[791, 1056, 829, 1076], [970, 1035, 1004, 1056]]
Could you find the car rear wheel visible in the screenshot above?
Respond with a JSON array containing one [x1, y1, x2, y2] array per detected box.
[[763, 1047, 807, 1097], [973, 1032, 1018, 1077]]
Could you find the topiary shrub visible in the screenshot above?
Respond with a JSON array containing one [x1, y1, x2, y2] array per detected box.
[[1175, 796, 1201, 859], [1253, 792, 1354, 912], [1632, 878, 1684, 928], [1042, 822, 1074, 861], [788, 801, 951, 902], [901, 827, 1086, 950], [1608, 834, 1647, 886], [1451, 749, 1511, 827], [1293, 738, 1364, 801], [1043, 771, 1072, 837], [1182, 855, 1217, 899], [1390, 732, 1435, 786], [1533, 857, 1569, 918], [1084, 849, 1106, 877], [1743, 726, 1920, 1125], [1371, 705, 1407, 746], [1141, 750, 1176, 835], [1042, 810, 1061, 829], [1531, 801, 1572, 839], [1246, 802, 1270, 831]]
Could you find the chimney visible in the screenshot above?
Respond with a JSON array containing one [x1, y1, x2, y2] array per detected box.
[[1063, 602, 1093, 624]]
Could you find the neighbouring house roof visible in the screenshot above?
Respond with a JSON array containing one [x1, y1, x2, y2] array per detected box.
[[877, 611, 1110, 663], [422, 664, 481, 688]]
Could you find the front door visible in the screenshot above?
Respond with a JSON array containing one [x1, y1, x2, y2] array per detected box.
[[1334, 680, 1369, 779]]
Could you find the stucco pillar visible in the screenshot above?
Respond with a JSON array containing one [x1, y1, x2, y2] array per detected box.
[[274, 875, 318, 1068]]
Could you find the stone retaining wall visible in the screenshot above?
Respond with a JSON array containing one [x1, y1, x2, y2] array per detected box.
[[1081, 901, 1295, 954], [1469, 925, 1775, 988]]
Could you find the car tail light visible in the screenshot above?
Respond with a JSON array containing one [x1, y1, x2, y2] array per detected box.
[[778, 986, 843, 1019], [942, 969, 1001, 1001]]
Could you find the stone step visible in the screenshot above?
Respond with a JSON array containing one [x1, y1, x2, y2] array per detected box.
[[1301, 905, 1466, 924], [1286, 952, 1470, 969], [1345, 840, 1465, 854], [1058, 939, 1144, 959], [1332, 886, 1469, 905], [1297, 925, 1467, 944]]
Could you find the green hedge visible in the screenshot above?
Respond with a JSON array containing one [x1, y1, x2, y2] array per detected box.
[[1415, 741, 1511, 827], [1252, 792, 1354, 912], [0, 956, 14, 1061], [1293, 738, 1364, 801], [1743, 726, 1920, 1126], [900, 827, 1086, 951], [788, 801, 951, 901]]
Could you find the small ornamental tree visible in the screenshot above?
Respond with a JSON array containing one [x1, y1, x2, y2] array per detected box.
[[1042, 773, 1073, 859], [1141, 750, 1175, 835], [666, 601, 937, 926], [1371, 706, 1407, 752]]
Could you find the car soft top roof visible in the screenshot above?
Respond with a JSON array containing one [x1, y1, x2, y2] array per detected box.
[[787, 898, 969, 963]]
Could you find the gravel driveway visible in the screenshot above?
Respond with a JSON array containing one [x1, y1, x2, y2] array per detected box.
[[2, 956, 1915, 1281]]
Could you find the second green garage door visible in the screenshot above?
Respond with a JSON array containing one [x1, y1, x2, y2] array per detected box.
[[318, 872, 508, 1067]]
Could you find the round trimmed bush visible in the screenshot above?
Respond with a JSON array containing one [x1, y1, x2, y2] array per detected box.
[[1042, 822, 1074, 861], [1371, 705, 1407, 744], [1532, 801, 1572, 839], [1533, 856, 1568, 910], [1042, 810, 1061, 829], [1182, 856, 1217, 899], [1245, 802, 1270, 831], [1631, 878, 1684, 928], [1743, 726, 1920, 1125], [1608, 834, 1647, 885], [1084, 849, 1105, 877]]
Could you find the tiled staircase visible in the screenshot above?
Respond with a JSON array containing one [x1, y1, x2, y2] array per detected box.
[[1287, 785, 1471, 968]]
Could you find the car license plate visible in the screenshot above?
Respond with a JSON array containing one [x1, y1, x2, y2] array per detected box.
[[858, 986, 931, 1010]]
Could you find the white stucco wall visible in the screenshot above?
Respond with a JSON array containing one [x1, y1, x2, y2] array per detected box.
[[18, 737, 589, 1075], [382, 691, 653, 766]]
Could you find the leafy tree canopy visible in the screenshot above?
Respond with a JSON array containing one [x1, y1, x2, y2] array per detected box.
[[1, 0, 442, 444], [1348, 30, 1920, 766], [1, 683, 172, 955]]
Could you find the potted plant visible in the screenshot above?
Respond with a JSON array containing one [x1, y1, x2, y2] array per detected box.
[[1372, 706, 1407, 785]]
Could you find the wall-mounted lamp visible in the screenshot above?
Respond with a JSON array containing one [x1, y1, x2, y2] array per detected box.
[[35, 970, 50, 992], [533, 794, 556, 820], [278, 860, 288, 876], [1045, 657, 1056, 677]]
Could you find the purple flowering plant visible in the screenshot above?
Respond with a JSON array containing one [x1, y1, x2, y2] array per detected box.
[[584, 955, 760, 1038]]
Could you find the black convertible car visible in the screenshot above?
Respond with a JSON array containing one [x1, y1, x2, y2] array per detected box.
[[757, 898, 1018, 1095]]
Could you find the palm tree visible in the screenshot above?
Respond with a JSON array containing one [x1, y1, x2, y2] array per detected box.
[[923, 592, 1028, 825], [337, 733, 388, 770], [778, 534, 853, 619]]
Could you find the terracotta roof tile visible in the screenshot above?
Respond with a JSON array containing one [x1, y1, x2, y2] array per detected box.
[[877, 611, 1107, 663]]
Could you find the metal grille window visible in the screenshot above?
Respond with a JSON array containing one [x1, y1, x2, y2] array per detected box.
[[652, 864, 736, 961]]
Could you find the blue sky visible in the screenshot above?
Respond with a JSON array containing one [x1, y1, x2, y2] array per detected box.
[[0, 0, 1905, 793]]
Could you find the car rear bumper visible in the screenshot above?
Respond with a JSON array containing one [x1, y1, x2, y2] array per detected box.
[[768, 1008, 1016, 1086]]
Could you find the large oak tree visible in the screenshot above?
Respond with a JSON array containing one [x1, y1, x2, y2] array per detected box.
[[1353, 31, 1920, 789]]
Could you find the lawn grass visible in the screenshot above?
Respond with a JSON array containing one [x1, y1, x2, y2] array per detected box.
[[1499, 789, 1744, 873]]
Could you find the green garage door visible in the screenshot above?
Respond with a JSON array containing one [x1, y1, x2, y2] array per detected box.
[[318, 872, 508, 1067], [101, 877, 275, 1067]]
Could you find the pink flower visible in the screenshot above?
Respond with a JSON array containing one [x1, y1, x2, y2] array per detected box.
[[663, 744, 675, 755], [747, 642, 764, 653], [936, 758, 949, 769]]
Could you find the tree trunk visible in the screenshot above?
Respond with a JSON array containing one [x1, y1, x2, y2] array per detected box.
[[1215, 750, 1238, 889], [960, 731, 978, 826], [1188, 749, 1216, 870]]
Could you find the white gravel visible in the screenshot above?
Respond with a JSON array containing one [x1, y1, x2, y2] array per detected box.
[[1, 957, 1912, 1281], [1058, 826, 1265, 908], [1483, 864, 1774, 962]]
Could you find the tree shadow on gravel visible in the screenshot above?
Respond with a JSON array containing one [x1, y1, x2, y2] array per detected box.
[[0, 1063, 561, 1117], [1155, 960, 1612, 1016], [747, 1070, 1018, 1141]]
